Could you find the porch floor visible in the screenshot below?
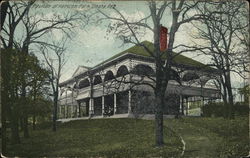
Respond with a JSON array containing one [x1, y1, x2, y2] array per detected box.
[[57, 114, 182, 123], [57, 113, 130, 123]]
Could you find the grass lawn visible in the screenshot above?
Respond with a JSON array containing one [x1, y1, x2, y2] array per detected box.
[[165, 116, 249, 158], [5, 118, 182, 158], [5, 116, 249, 158]]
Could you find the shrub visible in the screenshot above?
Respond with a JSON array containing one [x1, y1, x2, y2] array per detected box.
[[234, 102, 249, 116], [202, 102, 249, 117], [202, 102, 226, 117]]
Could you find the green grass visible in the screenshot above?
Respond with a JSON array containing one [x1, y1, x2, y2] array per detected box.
[[165, 116, 249, 158], [182, 117, 249, 157], [5, 117, 249, 158], [6, 119, 182, 158]]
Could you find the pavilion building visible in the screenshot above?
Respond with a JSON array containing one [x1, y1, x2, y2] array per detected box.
[[58, 41, 220, 119]]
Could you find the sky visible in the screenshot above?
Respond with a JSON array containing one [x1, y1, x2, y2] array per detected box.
[[15, 0, 247, 88]]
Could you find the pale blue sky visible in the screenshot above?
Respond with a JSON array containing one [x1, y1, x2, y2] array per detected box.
[[21, 1, 246, 87]]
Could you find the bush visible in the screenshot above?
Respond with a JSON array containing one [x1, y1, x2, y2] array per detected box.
[[234, 102, 249, 116], [202, 102, 249, 117], [202, 102, 225, 117]]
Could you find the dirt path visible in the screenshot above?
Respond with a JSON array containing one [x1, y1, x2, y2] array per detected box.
[[165, 119, 224, 158]]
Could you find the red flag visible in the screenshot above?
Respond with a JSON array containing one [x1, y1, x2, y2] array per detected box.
[[160, 25, 168, 52]]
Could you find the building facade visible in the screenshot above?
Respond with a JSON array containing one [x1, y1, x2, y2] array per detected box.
[[58, 42, 221, 119]]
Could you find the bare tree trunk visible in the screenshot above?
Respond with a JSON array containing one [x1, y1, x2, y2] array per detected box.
[[222, 86, 228, 104], [220, 75, 228, 104], [154, 57, 167, 146], [53, 93, 58, 132], [220, 79, 228, 118], [225, 71, 234, 119], [78, 102, 81, 117], [155, 92, 164, 146], [7, 30, 14, 49]]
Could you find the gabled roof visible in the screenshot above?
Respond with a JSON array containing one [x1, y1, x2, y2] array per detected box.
[[72, 66, 91, 77]]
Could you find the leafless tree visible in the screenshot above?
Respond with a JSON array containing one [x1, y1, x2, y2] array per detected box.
[[93, 0, 212, 146], [189, 1, 249, 118], [1, 0, 83, 140], [41, 38, 67, 132], [1, 1, 35, 49]]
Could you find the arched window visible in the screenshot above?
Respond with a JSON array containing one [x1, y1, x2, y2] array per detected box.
[[93, 75, 102, 85], [78, 79, 90, 89], [131, 64, 155, 76], [182, 72, 200, 81], [204, 79, 218, 89], [116, 65, 129, 77], [104, 71, 115, 81]]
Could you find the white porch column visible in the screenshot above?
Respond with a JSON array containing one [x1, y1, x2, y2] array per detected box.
[[88, 99, 91, 116], [114, 93, 117, 114], [92, 98, 94, 115], [68, 106, 70, 118], [179, 95, 182, 114], [66, 106, 68, 118], [77, 102, 81, 117], [89, 98, 94, 116], [65, 90, 68, 118], [69, 106, 71, 118], [102, 96, 105, 116], [64, 105, 67, 118], [71, 105, 74, 118], [69, 106, 72, 118], [128, 90, 132, 114], [186, 97, 190, 116]]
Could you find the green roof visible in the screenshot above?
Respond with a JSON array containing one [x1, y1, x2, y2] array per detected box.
[[95, 41, 213, 70]]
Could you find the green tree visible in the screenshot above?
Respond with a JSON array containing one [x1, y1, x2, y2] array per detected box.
[[1, 49, 21, 145], [28, 64, 50, 130], [1, 48, 50, 144], [1, 1, 80, 144]]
